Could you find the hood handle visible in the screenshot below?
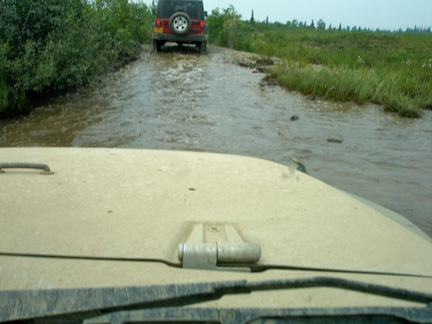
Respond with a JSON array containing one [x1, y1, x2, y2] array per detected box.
[[0, 162, 54, 175]]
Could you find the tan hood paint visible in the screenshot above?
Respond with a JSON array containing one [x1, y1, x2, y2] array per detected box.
[[0, 148, 431, 305]]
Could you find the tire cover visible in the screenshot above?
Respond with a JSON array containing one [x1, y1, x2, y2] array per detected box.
[[169, 12, 192, 35]]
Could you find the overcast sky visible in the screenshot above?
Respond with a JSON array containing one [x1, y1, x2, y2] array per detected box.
[[148, 0, 432, 31]]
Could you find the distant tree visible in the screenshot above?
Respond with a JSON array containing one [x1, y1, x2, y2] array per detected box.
[[250, 9, 255, 24], [310, 19, 315, 29], [328, 24, 332, 30], [317, 19, 326, 30], [338, 23, 342, 31], [265, 15, 269, 25]]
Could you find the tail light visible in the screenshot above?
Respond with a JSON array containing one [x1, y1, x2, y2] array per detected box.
[[200, 21, 205, 28], [156, 19, 161, 27]]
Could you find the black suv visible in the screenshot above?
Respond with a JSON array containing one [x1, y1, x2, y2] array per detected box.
[[152, 0, 208, 53]]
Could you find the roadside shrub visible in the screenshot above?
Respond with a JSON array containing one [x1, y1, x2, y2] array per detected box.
[[207, 6, 242, 48], [0, 0, 153, 117], [0, 76, 8, 114]]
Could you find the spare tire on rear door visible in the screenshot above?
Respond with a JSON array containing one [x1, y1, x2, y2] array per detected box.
[[169, 12, 192, 35]]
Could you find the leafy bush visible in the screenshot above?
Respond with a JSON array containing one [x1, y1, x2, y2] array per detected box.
[[206, 6, 242, 48], [0, 0, 153, 117]]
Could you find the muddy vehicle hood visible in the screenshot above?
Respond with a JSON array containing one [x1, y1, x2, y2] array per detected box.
[[1, 148, 431, 317]]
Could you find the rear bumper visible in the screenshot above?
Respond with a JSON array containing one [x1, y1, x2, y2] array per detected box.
[[152, 33, 208, 42]]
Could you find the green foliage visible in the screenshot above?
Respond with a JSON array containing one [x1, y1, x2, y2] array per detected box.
[[0, 0, 68, 58], [206, 6, 242, 48], [0, 76, 8, 114], [0, 0, 153, 117]]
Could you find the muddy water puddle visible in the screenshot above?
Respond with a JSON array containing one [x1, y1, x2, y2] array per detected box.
[[1, 46, 431, 237]]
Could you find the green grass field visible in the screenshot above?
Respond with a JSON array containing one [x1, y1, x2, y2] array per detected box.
[[229, 23, 432, 117]]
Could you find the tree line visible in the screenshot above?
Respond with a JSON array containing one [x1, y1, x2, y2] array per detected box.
[[207, 6, 431, 48], [250, 13, 432, 34]]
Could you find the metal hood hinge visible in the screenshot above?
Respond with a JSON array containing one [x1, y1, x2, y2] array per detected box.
[[178, 223, 261, 272]]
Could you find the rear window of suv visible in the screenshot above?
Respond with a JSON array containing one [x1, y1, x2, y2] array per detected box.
[[158, 1, 204, 20]]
